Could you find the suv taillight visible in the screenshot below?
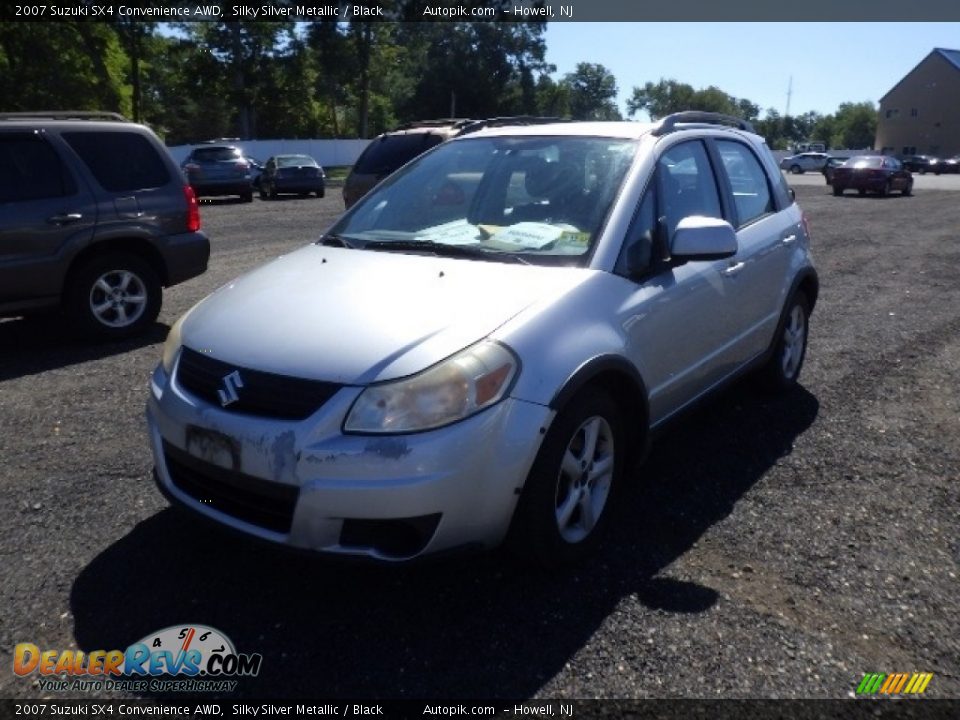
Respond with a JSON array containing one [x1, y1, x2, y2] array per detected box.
[[184, 185, 201, 232]]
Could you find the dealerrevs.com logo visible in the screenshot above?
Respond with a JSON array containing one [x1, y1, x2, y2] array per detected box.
[[13, 624, 262, 693]]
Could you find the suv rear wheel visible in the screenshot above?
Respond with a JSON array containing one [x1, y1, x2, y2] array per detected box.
[[507, 388, 624, 567], [66, 254, 161, 338]]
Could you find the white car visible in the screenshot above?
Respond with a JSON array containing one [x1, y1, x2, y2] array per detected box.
[[779, 152, 831, 174], [148, 112, 819, 565]]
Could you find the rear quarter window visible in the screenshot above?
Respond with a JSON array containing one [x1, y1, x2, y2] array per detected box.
[[63, 131, 170, 192], [354, 134, 445, 175]]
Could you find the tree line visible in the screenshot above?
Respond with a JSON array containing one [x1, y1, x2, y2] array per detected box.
[[0, 16, 877, 150]]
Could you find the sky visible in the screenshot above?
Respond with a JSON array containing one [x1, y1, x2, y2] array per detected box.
[[544, 22, 960, 120]]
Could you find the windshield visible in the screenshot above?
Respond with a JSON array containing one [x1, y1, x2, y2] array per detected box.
[[277, 155, 317, 167], [848, 156, 883, 168], [192, 147, 242, 162], [330, 136, 638, 265]]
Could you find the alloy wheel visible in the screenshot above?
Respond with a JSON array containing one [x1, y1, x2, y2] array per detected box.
[[554, 415, 615, 544]]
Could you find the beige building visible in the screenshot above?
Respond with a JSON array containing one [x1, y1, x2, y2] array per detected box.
[[876, 48, 960, 157]]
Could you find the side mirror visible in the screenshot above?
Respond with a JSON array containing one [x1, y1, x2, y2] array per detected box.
[[671, 216, 738, 261]]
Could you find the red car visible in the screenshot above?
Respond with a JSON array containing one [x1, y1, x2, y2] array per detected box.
[[832, 156, 913, 197]]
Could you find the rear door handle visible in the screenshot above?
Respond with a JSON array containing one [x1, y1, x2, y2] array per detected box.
[[781, 233, 797, 245], [47, 213, 83, 225], [722, 261, 746, 277]]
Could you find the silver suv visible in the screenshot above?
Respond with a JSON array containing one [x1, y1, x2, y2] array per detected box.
[[148, 112, 818, 565]]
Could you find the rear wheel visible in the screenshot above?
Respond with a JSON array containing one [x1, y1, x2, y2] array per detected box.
[[832, 185, 843, 196], [790, 164, 802, 174], [880, 180, 891, 197], [507, 389, 624, 567], [241, 191, 253, 203], [903, 180, 913, 196], [858, 188, 866, 196], [66, 253, 161, 339], [760, 292, 809, 392]]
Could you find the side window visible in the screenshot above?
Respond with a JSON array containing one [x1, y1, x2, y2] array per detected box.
[[615, 185, 656, 277], [0, 135, 74, 203], [63, 131, 170, 192], [657, 140, 722, 240], [715, 140, 774, 227]]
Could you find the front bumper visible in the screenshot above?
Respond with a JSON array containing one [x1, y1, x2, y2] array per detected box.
[[146, 362, 553, 561]]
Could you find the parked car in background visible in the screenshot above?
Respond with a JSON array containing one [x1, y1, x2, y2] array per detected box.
[[900, 155, 937, 174], [181, 145, 254, 202], [259, 154, 325, 199], [343, 117, 565, 209], [822, 156, 849, 184], [779, 152, 831, 174], [149, 112, 818, 566], [831, 155, 912, 196], [0, 111, 209, 337], [932, 156, 959, 174]]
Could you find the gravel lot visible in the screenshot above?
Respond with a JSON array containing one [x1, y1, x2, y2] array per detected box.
[[1, 182, 958, 700]]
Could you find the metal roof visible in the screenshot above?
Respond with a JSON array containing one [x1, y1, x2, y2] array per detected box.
[[880, 48, 960, 102]]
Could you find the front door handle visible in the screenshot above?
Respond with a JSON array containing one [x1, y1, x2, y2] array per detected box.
[[722, 261, 746, 277], [781, 233, 797, 245], [47, 213, 83, 225]]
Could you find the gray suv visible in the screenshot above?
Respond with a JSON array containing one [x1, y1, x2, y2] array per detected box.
[[149, 112, 817, 566], [0, 112, 209, 337]]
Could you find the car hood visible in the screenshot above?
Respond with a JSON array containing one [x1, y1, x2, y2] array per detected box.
[[179, 244, 593, 384]]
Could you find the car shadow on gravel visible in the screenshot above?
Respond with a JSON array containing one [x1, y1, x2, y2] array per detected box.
[[0, 317, 169, 382], [69, 381, 818, 699]]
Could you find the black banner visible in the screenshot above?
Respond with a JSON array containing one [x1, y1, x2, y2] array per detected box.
[[3, 699, 960, 720], [3, 0, 960, 22]]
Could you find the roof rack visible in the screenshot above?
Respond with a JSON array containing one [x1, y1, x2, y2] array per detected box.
[[651, 111, 754, 136], [458, 116, 568, 134], [393, 119, 477, 131], [0, 111, 129, 122]]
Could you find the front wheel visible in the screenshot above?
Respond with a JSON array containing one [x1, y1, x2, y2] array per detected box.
[[790, 164, 802, 174], [902, 181, 913, 196], [506, 389, 624, 567], [65, 253, 161, 339], [832, 185, 843, 196], [759, 292, 810, 392]]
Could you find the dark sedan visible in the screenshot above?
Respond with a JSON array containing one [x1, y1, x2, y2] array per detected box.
[[832, 156, 912, 197], [900, 155, 937, 174], [259, 154, 325, 199]]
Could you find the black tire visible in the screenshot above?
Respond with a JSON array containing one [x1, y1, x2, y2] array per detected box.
[[506, 388, 625, 567], [858, 188, 866, 196], [317, 188, 325, 198], [240, 191, 253, 203], [259, 187, 268, 200], [832, 185, 843, 196], [65, 253, 161, 339], [759, 292, 810, 393], [902, 181, 913, 197], [790, 164, 802, 174], [880, 180, 891, 197]]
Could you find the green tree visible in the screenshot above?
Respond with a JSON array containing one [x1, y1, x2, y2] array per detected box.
[[562, 63, 620, 120], [830, 101, 877, 149]]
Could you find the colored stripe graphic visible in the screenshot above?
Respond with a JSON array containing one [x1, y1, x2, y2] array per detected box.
[[857, 672, 933, 695]]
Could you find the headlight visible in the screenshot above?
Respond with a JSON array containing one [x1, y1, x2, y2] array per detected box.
[[344, 341, 519, 434], [161, 313, 187, 374]]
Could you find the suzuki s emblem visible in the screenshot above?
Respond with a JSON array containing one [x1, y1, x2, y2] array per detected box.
[[217, 370, 244, 406]]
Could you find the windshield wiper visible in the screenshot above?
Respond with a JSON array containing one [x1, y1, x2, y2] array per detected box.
[[362, 240, 529, 264], [318, 233, 354, 248]]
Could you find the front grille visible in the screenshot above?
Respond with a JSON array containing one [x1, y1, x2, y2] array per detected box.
[[176, 347, 341, 420], [163, 441, 298, 534]]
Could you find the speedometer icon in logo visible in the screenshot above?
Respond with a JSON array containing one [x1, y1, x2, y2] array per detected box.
[[126, 624, 261, 677]]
